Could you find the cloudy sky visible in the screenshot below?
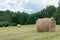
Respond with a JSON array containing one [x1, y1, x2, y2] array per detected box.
[[0, 0, 59, 13]]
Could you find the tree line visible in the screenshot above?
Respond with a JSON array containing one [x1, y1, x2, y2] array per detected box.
[[0, 5, 60, 27]]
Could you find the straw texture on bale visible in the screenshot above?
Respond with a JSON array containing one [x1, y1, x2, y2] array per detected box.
[[36, 18, 56, 32]]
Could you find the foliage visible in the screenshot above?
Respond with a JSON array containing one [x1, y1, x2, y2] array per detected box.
[[0, 21, 10, 27], [53, 7, 60, 24], [0, 5, 60, 27]]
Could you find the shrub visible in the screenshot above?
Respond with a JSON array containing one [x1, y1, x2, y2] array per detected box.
[[0, 21, 10, 27]]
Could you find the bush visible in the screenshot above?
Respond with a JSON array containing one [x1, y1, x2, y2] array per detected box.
[[0, 21, 10, 27], [10, 23, 17, 26]]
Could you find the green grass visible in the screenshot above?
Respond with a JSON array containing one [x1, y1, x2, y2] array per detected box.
[[0, 25, 60, 40]]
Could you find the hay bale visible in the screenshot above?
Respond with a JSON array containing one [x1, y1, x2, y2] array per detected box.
[[17, 24, 21, 27], [36, 18, 56, 32]]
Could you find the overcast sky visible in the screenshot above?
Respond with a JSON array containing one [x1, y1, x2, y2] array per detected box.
[[0, 0, 59, 13]]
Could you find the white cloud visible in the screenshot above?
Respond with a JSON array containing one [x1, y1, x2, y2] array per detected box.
[[41, 0, 59, 7], [23, 9, 34, 13], [0, 0, 59, 13]]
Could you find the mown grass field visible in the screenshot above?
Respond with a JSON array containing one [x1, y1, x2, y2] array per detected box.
[[0, 25, 60, 40]]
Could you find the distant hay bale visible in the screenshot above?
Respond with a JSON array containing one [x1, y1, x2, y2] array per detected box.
[[17, 24, 21, 27], [36, 18, 56, 32]]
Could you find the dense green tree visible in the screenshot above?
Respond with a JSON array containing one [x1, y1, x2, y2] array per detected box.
[[46, 6, 56, 17], [35, 5, 56, 18], [53, 7, 60, 24], [0, 5, 60, 27]]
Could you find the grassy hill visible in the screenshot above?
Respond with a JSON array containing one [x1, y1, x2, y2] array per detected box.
[[0, 25, 60, 40]]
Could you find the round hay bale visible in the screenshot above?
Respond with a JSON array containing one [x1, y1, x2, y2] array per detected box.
[[17, 24, 21, 27], [36, 18, 56, 32]]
